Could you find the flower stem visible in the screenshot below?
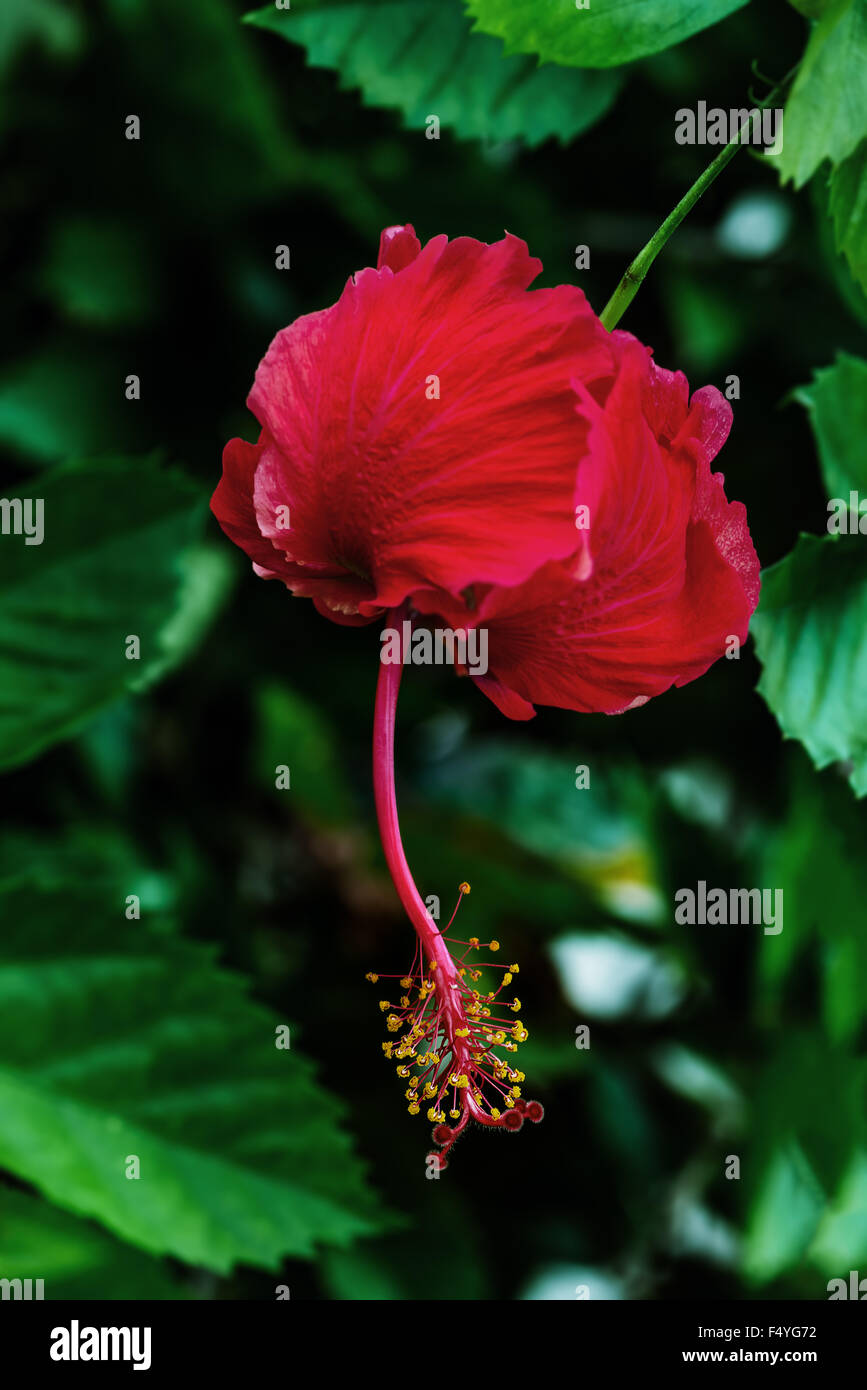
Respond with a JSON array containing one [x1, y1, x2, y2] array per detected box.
[[599, 65, 799, 333], [372, 607, 463, 1005]]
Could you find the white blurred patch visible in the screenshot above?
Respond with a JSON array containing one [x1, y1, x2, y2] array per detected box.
[[716, 192, 792, 259], [548, 932, 686, 1020], [519, 1263, 625, 1301], [669, 1195, 740, 1267]]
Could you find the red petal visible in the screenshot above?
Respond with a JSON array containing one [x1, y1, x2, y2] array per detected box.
[[244, 230, 613, 618], [472, 342, 760, 716], [377, 224, 421, 272]]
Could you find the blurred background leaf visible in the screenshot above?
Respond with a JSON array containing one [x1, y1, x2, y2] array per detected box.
[[0, 1184, 192, 1299], [0, 458, 233, 769]]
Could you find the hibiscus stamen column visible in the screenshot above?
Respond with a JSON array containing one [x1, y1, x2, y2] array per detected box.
[[371, 604, 542, 1167]]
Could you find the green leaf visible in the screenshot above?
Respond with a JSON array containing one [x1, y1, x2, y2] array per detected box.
[[829, 140, 867, 295], [0, 347, 130, 465], [0, 1184, 190, 1299], [793, 353, 867, 499], [761, 759, 867, 1042], [0, 871, 390, 1273], [774, 0, 867, 188], [746, 1030, 866, 1199], [0, 0, 83, 76], [321, 1189, 489, 1300], [41, 218, 159, 328], [809, 1149, 867, 1274], [463, 0, 749, 69], [752, 534, 867, 796], [245, 0, 622, 147], [744, 1142, 826, 1282], [422, 742, 664, 923], [256, 682, 356, 828], [0, 458, 233, 770]]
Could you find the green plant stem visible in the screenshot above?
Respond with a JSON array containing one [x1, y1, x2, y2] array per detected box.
[[599, 67, 799, 332]]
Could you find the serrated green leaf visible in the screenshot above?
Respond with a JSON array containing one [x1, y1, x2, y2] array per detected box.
[[752, 534, 867, 796], [774, 0, 867, 188], [829, 140, 867, 295], [246, 0, 622, 147], [0, 874, 390, 1274], [0, 1184, 189, 1299], [793, 353, 867, 499], [0, 459, 233, 770], [464, 0, 748, 69]]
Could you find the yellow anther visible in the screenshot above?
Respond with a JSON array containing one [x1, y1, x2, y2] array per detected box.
[[429, 959, 438, 971], [469, 937, 480, 950], [400, 995, 410, 1007], [397, 1064, 411, 1077], [459, 881, 471, 895], [400, 977, 413, 989], [511, 998, 522, 1011], [455, 1027, 470, 1038], [491, 1107, 501, 1119], [489, 940, 500, 951], [509, 963, 519, 973], [382, 1042, 393, 1058], [408, 1102, 420, 1114], [366, 972, 379, 983], [379, 1000, 391, 1012], [503, 972, 513, 986]]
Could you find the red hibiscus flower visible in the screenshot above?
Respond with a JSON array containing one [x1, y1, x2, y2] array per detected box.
[[212, 225, 760, 1167]]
